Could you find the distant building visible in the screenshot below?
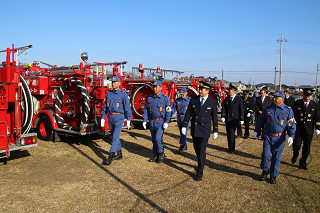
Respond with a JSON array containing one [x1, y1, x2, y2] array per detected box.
[[230, 81, 246, 91]]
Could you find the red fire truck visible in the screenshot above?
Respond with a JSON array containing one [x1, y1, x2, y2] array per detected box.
[[123, 64, 227, 122], [0, 45, 37, 162], [21, 53, 126, 141]]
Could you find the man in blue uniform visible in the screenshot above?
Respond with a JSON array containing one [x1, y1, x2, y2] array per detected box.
[[143, 80, 172, 163], [172, 87, 191, 153], [221, 84, 244, 154], [182, 81, 218, 181], [254, 90, 296, 184], [101, 76, 132, 165]]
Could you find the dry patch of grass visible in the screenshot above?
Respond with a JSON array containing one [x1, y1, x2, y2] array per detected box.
[[0, 121, 319, 212]]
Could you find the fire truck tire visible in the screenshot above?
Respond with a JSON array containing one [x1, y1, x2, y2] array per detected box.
[[20, 75, 34, 135], [36, 116, 53, 141], [211, 89, 222, 108], [54, 77, 90, 130], [187, 86, 199, 96], [131, 83, 153, 118]]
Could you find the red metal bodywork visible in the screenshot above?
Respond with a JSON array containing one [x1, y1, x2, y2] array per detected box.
[[0, 45, 37, 159]]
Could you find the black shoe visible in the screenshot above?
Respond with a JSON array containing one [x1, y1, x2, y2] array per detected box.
[[183, 143, 188, 150], [157, 152, 165, 163], [113, 150, 123, 160], [259, 170, 269, 181], [244, 135, 249, 139], [299, 164, 308, 170], [194, 176, 202, 181], [149, 153, 158, 162], [228, 149, 235, 154], [102, 152, 115, 165], [291, 156, 297, 164], [178, 144, 187, 153], [269, 176, 276, 184]]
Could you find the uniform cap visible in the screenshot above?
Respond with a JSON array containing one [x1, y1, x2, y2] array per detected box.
[[273, 90, 285, 98], [153, 80, 162, 87], [228, 84, 237, 91], [178, 87, 187, 94], [302, 88, 314, 96], [199, 81, 211, 89], [111, 76, 121, 82]]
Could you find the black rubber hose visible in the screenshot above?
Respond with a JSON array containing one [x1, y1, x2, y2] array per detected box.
[[20, 75, 33, 134]]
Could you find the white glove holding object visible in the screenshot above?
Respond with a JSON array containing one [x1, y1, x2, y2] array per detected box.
[[287, 137, 294, 146], [287, 118, 296, 127], [142, 122, 147, 130], [101, 118, 105, 127], [221, 117, 225, 123], [253, 132, 258, 139], [240, 121, 244, 125], [212, 132, 218, 139], [247, 113, 251, 117], [315, 129, 320, 136], [181, 127, 187, 135], [163, 123, 169, 129], [126, 120, 131, 129]]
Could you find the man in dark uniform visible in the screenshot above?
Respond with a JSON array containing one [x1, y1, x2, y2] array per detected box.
[[255, 88, 272, 139], [284, 90, 295, 107], [291, 88, 320, 170], [254, 90, 296, 184], [242, 90, 254, 139], [142, 80, 171, 163], [172, 87, 191, 153], [221, 84, 244, 154], [236, 92, 243, 138], [181, 81, 218, 181], [101, 76, 132, 165]]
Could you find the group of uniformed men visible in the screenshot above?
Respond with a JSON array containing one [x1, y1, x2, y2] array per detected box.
[[100, 76, 320, 184]]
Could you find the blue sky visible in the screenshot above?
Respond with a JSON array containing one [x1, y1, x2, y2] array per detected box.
[[1, 0, 319, 86]]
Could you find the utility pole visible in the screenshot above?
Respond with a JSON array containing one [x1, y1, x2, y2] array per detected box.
[[316, 64, 319, 101], [222, 69, 224, 81], [274, 67, 278, 90], [277, 34, 287, 90]]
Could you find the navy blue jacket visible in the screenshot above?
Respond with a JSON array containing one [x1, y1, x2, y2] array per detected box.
[[221, 95, 244, 122], [182, 95, 218, 138]]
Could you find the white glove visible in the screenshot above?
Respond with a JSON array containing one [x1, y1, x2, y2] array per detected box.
[[247, 113, 251, 117], [100, 118, 105, 127], [126, 120, 131, 129], [181, 127, 187, 135], [287, 118, 296, 127], [316, 129, 320, 136], [253, 132, 258, 139], [287, 137, 294, 146], [221, 117, 225, 123], [240, 121, 244, 125], [142, 122, 147, 129], [163, 123, 169, 129], [212, 132, 218, 139]]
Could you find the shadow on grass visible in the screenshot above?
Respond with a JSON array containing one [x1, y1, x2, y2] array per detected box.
[[0, 150, 31, 165], [67, 142, 167, 213]]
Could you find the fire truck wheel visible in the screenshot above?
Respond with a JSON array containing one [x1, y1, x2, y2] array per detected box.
[[131, 84, 153, 118], [211, 89, 222, 110], [36, 116, 53, 141]]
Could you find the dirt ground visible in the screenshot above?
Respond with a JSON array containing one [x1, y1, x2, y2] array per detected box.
[[1, 120, 319, 212]]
